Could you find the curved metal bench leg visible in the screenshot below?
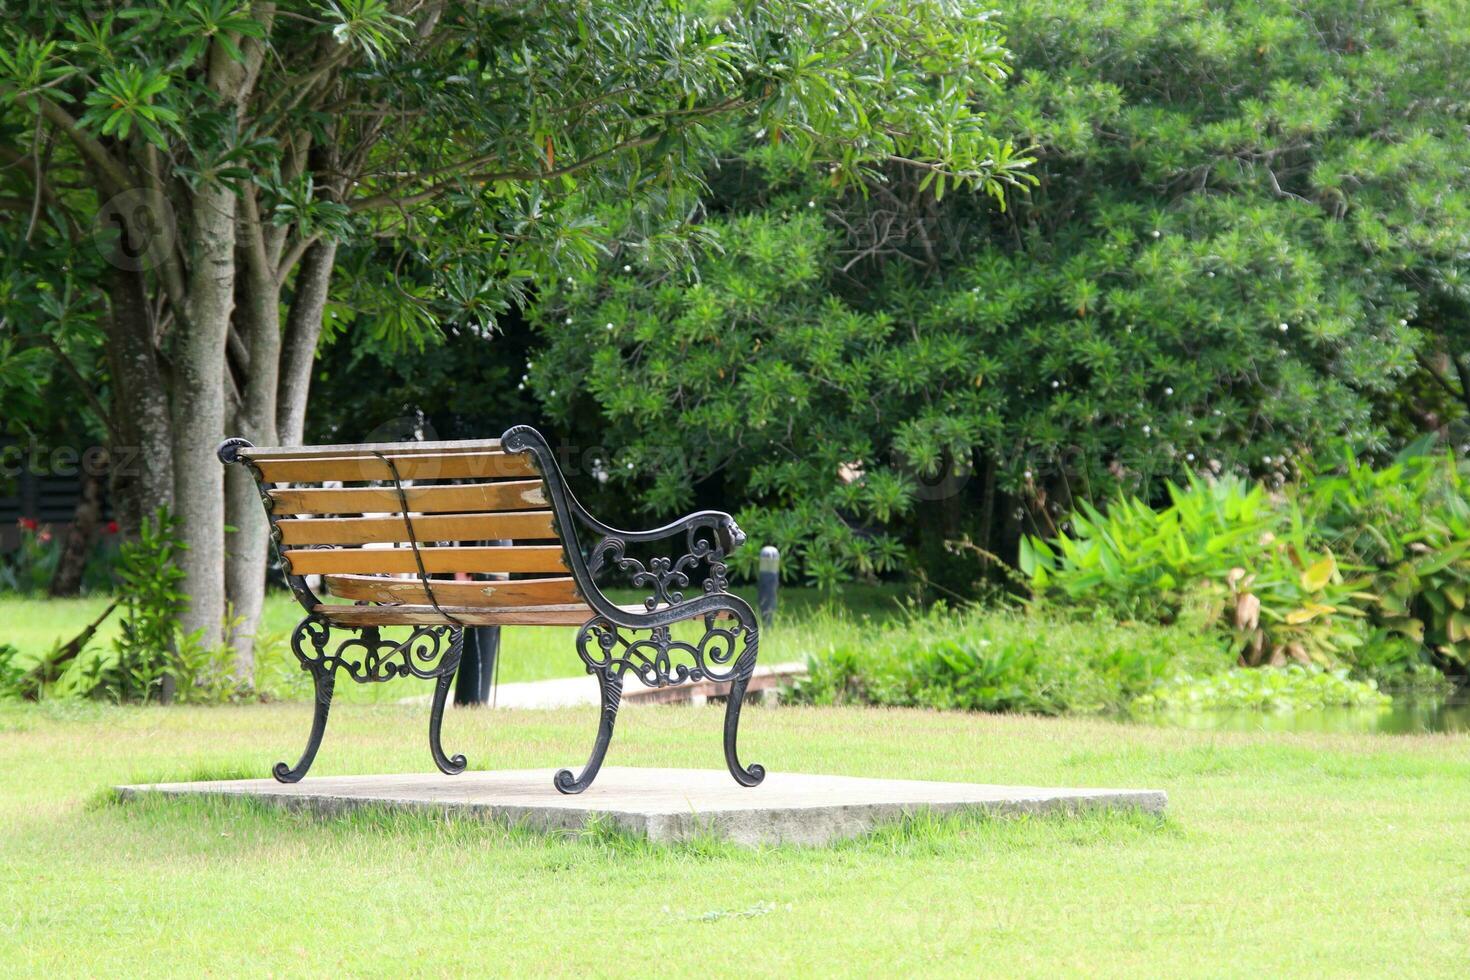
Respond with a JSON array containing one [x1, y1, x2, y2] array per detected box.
[[274, 667, 334, 783], [428, 668, 468, 775], [723, 634, 766, 787], [555, 668, 623, 795]]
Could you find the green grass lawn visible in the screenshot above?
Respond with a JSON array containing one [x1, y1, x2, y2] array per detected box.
[[3, 699, 1468, 975]]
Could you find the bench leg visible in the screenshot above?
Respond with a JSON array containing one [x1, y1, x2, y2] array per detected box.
[[554, 668, 623, 795], [428, 666, 467, 775], [274, 666, 334, 783], [723, 633, 766, 787]]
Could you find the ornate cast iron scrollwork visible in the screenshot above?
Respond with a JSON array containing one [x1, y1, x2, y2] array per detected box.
[[272, 616, 468, 783]]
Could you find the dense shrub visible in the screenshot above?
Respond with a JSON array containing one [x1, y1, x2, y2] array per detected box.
[[1293, 448, 1470, 675], [1023, 449, 1470, 680], [791, 608, 1232, 715]]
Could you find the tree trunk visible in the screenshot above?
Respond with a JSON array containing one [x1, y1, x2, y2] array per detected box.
[[223, 192, 284, 684], [104, 264, 173, 532], [172, 181, 239, 664], [49, 464, 106, 597], [276, 239, 337, 445]]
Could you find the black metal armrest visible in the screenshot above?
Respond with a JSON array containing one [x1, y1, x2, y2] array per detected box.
[[500, 425, 753, 631], [571, 501, 750, 628]]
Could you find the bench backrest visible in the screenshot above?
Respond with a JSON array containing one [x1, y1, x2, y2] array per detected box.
[[227, 437, 583, 610]]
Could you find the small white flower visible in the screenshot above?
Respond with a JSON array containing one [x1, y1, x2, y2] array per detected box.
[[605, 322, 614, 330], [1213, 409, 1222, 416], [1186, 452, 1196, 461], [1278, 323, 1289, 332], [1185, 419, 1194, 427], [623, 265, 632, 273], [1142, 425, 1152, 435], [1151, 230, 1161, 238], [1206, 271, 1215, 278], [626, 462, 634, 470], [807, 200, 815, 208], [1399, 318, 1408, 326], [1024, 470, 1033, 480], [1051, 380, 1060, 389], [516, 383, 524, 391], [1164, 386, 1174, 396], [1263, 455, 1272, 464], [564, 317, 572, 325], [549, 389, 557, 397]]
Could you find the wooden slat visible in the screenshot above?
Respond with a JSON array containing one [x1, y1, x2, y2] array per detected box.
[[324, 574, 581, 607], [277, 511, 557, 546], [311, 601, 697, 627], [312, 602, 604, 627], [252, 451, 536, 483], [269, 480, 547, 516], [242, 438, 502, 460], [285, 545, 567, 575]]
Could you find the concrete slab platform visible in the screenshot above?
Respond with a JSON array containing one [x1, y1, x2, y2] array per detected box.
[[118, 768, 1166, 846]]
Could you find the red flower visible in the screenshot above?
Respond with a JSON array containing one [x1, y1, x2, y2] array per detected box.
[[17, 517, 38, 532], [105, 520, 121, 535]]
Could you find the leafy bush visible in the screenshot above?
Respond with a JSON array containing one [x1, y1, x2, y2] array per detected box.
[[0, 518, 58, 594], [1293, 446, 1470, 673], [1, 517, 124, 596], [792, 607, 1233, 715], [1131, 666, 1389, 714], [49, 509, 242, 703], [1021, 473, 1370, 668], [1024, 448, 1470, 680]]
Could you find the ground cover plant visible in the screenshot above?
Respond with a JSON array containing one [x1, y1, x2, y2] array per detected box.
[[2, 701, 1468, 974], [791, 607, 1234, 715]]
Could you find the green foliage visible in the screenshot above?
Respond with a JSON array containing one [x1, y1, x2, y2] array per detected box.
[[1131, 666, 1389, 714], [49, 509, 241, 704], [0, 644, 21, 699], [1022, 473, 1371, 668], [1, 0, 1031, 348], [1293, 446, 1470, 671], [532, 0, 1470, 587], [1025, 448, 1470, 679], [0, 519, 59, 594], [792, 607, 1233, 715]]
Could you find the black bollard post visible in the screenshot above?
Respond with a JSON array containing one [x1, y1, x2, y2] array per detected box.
[[455, 539, 507, 706], [757, 545, 779, 630], [454, 626, 500, 706]]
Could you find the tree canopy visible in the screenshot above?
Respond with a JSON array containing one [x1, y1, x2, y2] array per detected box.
[[531, 0, 1470, 589]]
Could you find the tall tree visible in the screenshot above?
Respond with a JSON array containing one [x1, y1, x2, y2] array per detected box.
[[1, 0, 1028, 680]]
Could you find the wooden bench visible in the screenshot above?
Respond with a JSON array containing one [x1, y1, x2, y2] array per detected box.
[[218, 425, 764, 794]]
